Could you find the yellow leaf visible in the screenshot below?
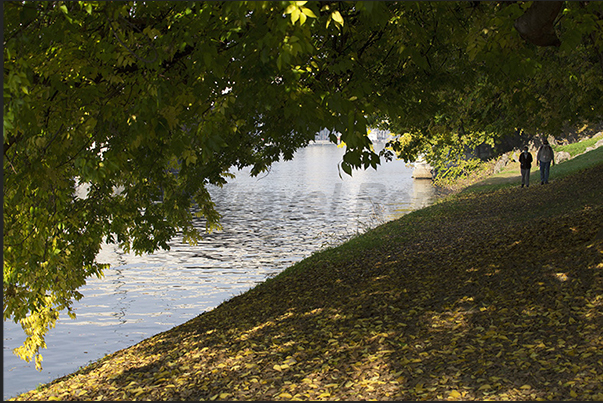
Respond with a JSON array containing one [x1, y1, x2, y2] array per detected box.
[[331, 10, 343, 27], [570, 390, 578, 398], [448, 390, 462, 399], [520, 385, 531, 390], [478, 384, 491, 391], [279, 392, 293, 398], [301, 7, 317, 18], [290, 8, 300, 24]]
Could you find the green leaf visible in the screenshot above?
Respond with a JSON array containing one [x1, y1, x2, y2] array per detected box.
[[341, 161, 352, 176]]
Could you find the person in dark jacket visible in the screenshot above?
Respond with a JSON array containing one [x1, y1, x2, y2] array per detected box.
[[537, 139, 555, 184], [519, 146, 533, 188]]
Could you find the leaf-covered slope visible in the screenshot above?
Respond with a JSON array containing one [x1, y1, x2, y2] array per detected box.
[[12, 163, 603, 401]]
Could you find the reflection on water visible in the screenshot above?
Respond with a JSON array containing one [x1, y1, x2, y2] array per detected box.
[[3, 144, 442, 399]]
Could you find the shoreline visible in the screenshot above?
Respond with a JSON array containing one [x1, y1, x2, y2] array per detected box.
[[9, 147, 603, 401], [4, 145, 436, 400]]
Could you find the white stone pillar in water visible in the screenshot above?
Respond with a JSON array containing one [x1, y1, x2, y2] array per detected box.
[[412, 155, 433, 179]]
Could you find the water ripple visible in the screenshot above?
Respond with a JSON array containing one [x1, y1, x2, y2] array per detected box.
[[3, 144, 440, 399]]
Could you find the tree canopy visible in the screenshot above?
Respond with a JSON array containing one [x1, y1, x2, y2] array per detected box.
[[4, 1, 603, 368]]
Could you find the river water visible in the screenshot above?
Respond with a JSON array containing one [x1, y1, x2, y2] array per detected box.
[[3, 143, 441, 399]]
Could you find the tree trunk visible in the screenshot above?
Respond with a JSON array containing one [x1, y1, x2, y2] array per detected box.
[[514, 1, 564, 47]]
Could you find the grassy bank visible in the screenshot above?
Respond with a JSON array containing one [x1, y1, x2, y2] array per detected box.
[[463, 140, 603, 194], [11, 149, 603, 401], [552, 132, 603, 157]]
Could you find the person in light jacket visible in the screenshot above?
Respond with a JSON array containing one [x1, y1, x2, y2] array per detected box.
[[536, 139, 555, 184], [519, 146, 533, 188]]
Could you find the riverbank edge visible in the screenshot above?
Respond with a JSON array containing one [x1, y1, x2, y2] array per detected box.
[[433, 130, 603, 193], [9, 147, 603, 401]]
